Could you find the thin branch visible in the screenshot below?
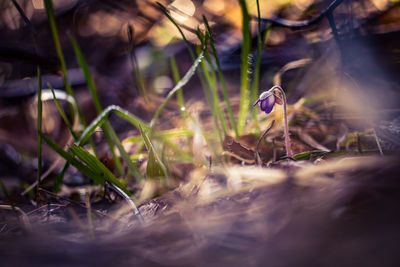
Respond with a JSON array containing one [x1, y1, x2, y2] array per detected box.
[[253, 0, 345, 29]]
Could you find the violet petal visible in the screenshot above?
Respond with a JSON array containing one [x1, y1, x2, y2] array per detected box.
[[260, 94, 275, 114]]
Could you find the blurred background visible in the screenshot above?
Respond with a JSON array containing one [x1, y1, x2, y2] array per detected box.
[[0, 0, 399, 190]]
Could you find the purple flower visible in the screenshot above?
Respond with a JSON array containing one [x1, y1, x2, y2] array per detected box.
[[253, 90, 276, 114]]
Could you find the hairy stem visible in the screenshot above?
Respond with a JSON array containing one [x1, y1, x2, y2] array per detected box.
[[272, 86, 293, 158]]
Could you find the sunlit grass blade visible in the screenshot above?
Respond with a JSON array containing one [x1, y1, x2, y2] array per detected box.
[[105, 125, 142, 179], [124, 129, 194, 163], [43, 0, 80, 119], [238, 0, 252, 135], [203, 15, 239, 139], [163, 139, 193, 162], [22, 88, 79, 195], [69, 33, 124, 176], [48, 83, 78, 141], [156, 2, 195, 60], [36, 66, 42, 200], [78, 105, 149, 146], [74, 104, 147, 180], [124, 129, 194, 144], [196, 29, 229, 137], [127, 24, 148, 101], [139, 124, 169, 179], [40, 133, 103, 185], [69, 145, 129, 194], [250, 0, 270, 132], [43, 0, 97, 156], [150, 51, 204, 127], [69, 34, 101, 112], [170, 56, 187, 123]]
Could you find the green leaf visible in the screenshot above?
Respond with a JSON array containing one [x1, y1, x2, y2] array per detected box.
[[139, 124, 168, 179], [40, 133, 103, 185], [69, 145, 129, 194], [238, 0, 252, 134]]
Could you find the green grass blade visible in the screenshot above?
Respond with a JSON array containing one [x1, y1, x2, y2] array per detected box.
[[43, 0, 97, 156], [78, 105, 149, 146], [69, 34, 101, 112], [43, 0, 77, 115], [36, 66, 42, 199], [124, 129, 194, 163], [139, 124, 169, 179], [69, 33, 124, 176], [40, 133, 103, 185], [237, 0, 252, 134], [105, 126, 142, 179], [196, 28, 229, 136], [170, 56, 187, 122], [156, 2, 195, 60], [127, 24, 147, 100], [250, 1, 271, 132], [203, 16, 238, 139], [33, 88, 79, 193], [195, 46, 223, 145], [53, 163, 69, 193], [47, 83, 78, 141], [251, 0, 264, 104], [69, 145, 129, 194], [150, 52, 204, 127]]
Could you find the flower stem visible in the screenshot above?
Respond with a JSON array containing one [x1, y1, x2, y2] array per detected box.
[[272, 86, 293, 158]]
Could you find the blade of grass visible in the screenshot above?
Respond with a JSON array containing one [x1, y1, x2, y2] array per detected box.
[[40, 133, 103, 185], [124, 129, 194, 144], [163, 139, 193, 162], [203, 15, 239, 139], [250, 0, 269, 133], [127, 24, 148, 101], [23, 88, 79, 195], [43, 0, 97, 156], [105, 125, 142, 179], [158, 3, 225, 151], [139, 124, 169, 179], [238, 0, 252, 134], [150, 51, 204, 127], [43, 0, 79, 119], [195, 41, 223, 146], [53, 163, 69, 193], [69, 33, 124, 176], [170, 56, 187, 123], [36, 66, 42, 201], [124, 129, 194, 163], [48, 83, 78, 141], [78, 105, 149, 146], [157, 2, 217, 136], [156, 2, 195, 60], [69, 145, 129, 193], [196, 28, 229, 136]]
